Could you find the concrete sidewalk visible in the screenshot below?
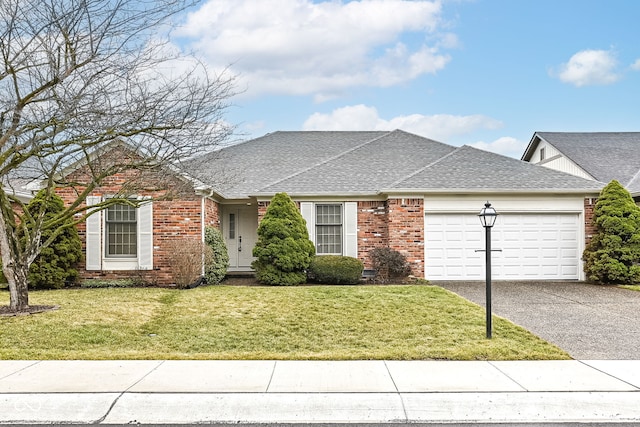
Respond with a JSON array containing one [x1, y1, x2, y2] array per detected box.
[[1, 360, 640, 424]]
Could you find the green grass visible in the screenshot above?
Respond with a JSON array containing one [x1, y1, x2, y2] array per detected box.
[[620, 285, 640, 291], [0, 285, 569, 360]]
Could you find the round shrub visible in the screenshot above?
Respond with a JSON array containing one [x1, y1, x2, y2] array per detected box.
[[308, 255, 364, 285], [252, 192, 315, 285], [204, 226, 229, 284]]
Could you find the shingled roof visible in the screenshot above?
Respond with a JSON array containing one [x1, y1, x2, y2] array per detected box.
[[522, 132, 640, 193], [186, 130, 604, 199]]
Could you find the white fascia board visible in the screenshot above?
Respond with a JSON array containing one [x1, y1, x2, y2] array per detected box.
[[383, 188, 603, 195], [423, 194, 586, 213], [251, 192, 385, 201]]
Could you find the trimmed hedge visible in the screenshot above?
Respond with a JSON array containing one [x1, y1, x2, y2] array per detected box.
[[308, 255, 364, 285]]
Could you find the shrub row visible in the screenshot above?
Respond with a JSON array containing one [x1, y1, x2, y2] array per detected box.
[[307, 255, 363, 285]]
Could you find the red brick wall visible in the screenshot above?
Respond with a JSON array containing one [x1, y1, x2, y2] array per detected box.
[[55, 148, 209, 286], [357, 201, 388, 268], [257, 201, 269, 223], [387, 198, 424, 277], [204, 198, 220, 227]]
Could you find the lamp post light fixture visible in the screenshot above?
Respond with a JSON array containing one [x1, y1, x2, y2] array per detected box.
[[478, 202, 498, 339]]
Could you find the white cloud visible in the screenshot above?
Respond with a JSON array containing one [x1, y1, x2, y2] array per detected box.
[[177, 0, 452, 98], [469, 137, 527, 159], [554, 49, 619, 87], [302, 104, 502, 143], [631, 59, 640, 71]]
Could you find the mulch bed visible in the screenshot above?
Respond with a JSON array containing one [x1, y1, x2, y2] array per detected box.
[[0, 305, 60, 317]]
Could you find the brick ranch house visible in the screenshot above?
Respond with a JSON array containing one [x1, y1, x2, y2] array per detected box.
[[6, 130, 607, 285], [184, 130, 604, 282]]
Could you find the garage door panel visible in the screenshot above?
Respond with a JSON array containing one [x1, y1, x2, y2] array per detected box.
[[561, 230, 578, 241], [562, 265, 578, 276], [425, 213, 580, 280]]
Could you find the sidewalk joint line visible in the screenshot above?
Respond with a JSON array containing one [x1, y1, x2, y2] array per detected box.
[[265, 360, 277, 393], [487, 361, 529, 392], [383, 360, 408, 422], [578, 360, 640, 391], [0, 360, 41, 381], [92, 360, 165, 424]]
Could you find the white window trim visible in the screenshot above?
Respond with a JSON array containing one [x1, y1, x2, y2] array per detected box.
[[85, 196, 153, 271], [300, 201, 357, 257]]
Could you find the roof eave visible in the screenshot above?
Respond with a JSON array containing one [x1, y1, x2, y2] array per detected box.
[[520, 132, 543, 161], [383, 188, 604, 195], [250, 191, 385, 199]]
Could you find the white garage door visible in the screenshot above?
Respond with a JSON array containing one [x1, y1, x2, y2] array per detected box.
[[425, 213, 580, 280]]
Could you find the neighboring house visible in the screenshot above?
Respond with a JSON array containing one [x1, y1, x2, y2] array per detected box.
[[187, 130, 604, 282], [521, 132, 640, 198], [2, 130, 607, 284]]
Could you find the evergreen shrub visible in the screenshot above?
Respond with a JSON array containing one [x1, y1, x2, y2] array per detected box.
[[26, 190, 83, 289], [252, 193, 315, 285], [583, 180, 640, 284], [204, 226, 229, 284], [308, 255, 364, 285]]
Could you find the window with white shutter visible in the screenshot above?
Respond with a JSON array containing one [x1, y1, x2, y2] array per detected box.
[[84, 196, 153, 271], [299, 201, 357, 257]]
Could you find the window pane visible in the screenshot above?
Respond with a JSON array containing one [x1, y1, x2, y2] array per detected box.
[[229, 213, 235, 239], [107, 203, 136, 222], [315, 204, 343, 254], [316, 204, 342, 225], [107, 222, 137, 256], [106, 204, 137, 257], [316, 225, 342, 254]]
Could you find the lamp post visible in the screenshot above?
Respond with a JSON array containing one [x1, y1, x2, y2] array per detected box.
[[478, 202, 498, 339]]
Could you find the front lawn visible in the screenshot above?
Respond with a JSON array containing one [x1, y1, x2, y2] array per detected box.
[[0, 285, 569, 360]]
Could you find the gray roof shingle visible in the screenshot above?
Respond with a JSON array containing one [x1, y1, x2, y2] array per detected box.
[[258, 130, 456, 194], [186, 130, 604, 198], [530, 132, 640, 192], [393, 145, 605, 192], [185, 131, 389, 199]]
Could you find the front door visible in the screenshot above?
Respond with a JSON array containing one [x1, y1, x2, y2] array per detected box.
[[222, 205, 258, 271]]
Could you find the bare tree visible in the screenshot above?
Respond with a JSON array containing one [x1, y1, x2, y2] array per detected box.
[[0, 0, 235, 312]]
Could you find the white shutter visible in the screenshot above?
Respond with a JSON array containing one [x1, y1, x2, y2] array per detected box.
[[85, 196, 102, 271], [300, 202, 314, 243], [344, 202, 358, 258], [137, 200, 153, 270]]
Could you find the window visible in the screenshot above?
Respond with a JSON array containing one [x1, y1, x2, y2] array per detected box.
[[86, 196, 153, 271], [105, 203, 137, 257], [300, 201, 357, 258], [539, 147, 546, 161], [229, 213, 236, 239], [316, 204, 342, 254]]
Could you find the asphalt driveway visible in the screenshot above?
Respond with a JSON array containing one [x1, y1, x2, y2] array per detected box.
[[436, 281, 640, 360]]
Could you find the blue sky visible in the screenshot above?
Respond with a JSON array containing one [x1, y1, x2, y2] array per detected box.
[[175, 0, 640, 158]]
